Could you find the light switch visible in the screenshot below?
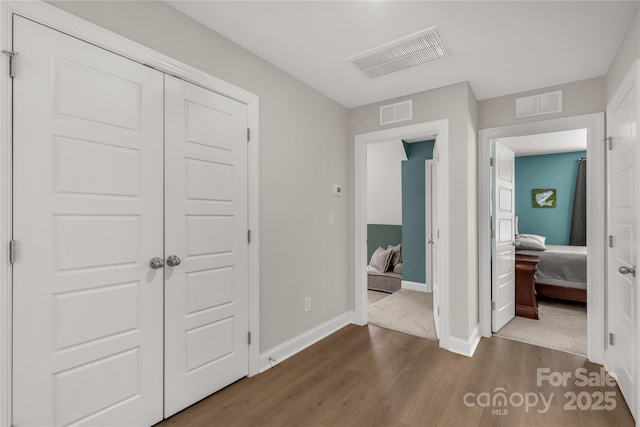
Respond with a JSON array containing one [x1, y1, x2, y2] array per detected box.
[[329, 213, 335, 226]]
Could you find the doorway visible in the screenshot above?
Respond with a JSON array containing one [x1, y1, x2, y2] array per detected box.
[[491, 131, 589, 355], [477, 113, 606, 364], [354, 119, 451, 350]]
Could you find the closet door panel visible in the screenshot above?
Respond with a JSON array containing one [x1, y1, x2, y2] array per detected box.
[[12, 16, 164, 427], [164, 76, 249, 418]]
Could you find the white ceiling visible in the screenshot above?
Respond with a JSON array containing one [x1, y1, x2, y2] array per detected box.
[[499, 129, 587, 157], [166, 1, 639, 109]]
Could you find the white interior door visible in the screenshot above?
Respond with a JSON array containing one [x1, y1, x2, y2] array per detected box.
[[425, 160, 434, 293], [491, 141, 516, 332], [164, 76, 249, 417], [12, 16, 164, 426], [431, 144, 440, 337], [606, 76, 637, 418]]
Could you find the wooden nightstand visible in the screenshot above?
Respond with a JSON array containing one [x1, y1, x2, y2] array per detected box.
[[515, 253, 540, 319]]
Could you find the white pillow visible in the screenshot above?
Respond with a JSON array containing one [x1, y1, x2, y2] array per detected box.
[[515, 236, 547, 251], [517, 234, 546, 245]]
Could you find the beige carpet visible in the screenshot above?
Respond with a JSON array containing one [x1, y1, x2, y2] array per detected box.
[[367, 289, 437, 341], [495, 298, 587, 355]]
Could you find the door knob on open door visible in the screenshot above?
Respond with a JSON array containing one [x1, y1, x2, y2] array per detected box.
[[149, 257, 164, 269], [166, 255, 181, 267], [619, 266, 636, 277], [427, 239, 434, 244]]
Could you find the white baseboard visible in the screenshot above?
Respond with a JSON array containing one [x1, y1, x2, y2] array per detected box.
[[401, 280, 428, 293], [448, 324, 481, 357], [258, 311, 355, 373]]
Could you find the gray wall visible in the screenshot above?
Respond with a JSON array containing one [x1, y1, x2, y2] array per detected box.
[[606, 7, 639, 103], [349, 82, 479, 341], [478, 77, 606, 130], [49, 1, 351, 353]]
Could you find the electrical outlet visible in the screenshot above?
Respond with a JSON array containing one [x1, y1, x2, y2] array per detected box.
[[304, 297, 311, 313]]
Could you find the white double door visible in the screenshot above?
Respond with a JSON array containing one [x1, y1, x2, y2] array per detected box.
[[12, 16, 248, 426]]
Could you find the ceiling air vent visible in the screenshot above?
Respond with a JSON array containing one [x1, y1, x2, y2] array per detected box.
[[380, 100, 412, 126], [515, 91, 563, 119], [347, 26, 450, 79]]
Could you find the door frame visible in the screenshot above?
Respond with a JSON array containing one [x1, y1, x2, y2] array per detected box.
[[354, 119, 450, 350], [478, 113, 606, 364], [425, 159, 434, 293], [0, 2, 261, 425], [604, 59, 639, 419]]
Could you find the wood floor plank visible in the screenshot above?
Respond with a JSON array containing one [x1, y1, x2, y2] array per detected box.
[[155, 325, 634, 427]]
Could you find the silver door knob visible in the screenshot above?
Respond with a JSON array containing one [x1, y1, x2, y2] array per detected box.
[[619, 266, 636, 277], [427, 239, 434, 244], [166, 255, 181, 267], [149, 257, 164, 269]]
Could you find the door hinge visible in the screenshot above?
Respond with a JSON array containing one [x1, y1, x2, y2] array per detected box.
[[247, 128, 251, 142], [437, 230, 440, 238], [491, 301, 496, 310], [609, 332, 614, 346], [248, 230, 251, 244], [605, 136, 613, 150], [437, 307, 440, 316], [491, 229, 496, 238], [609, 235, 614, 248], [9, 240, 16, 264], [2, 50, 18, 78], [248, 331, 252, 345], [489, 157, 494, 167]]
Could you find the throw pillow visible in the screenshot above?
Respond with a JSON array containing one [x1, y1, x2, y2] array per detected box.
[[369, 246, 393, 272]]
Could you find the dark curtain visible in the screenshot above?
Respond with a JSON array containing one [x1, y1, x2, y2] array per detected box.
[[569, 158, 587, 246]]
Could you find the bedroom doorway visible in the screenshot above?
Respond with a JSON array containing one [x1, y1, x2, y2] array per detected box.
[[491, 131, 589, 355], [354, 120, 451, 351], [478, 113, 606, 364], [364, 139, 437, 341]]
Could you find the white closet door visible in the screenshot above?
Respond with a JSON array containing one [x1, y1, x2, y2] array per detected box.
[[12, 17, 164, 426], [164, 76, 249, 417]]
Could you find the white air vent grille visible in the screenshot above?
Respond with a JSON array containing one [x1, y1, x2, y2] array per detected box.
[[515, 91, 563, 118], [347, 27, 450, 79], [380, 100, 412, 125]]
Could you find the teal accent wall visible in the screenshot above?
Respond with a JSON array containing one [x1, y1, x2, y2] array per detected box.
[[401, 140, 435, 283], [515, 151, 586, 245], [367, 224, 402, 263]]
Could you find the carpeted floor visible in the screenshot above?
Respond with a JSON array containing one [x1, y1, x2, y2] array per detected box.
[[367, 289, 438, 341], [495, 297, 587, 355]]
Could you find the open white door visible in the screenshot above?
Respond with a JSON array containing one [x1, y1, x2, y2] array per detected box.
[[491, 141, 516, 332], [426, 159, 434, 293], [431, 143, 440, 337], [164, 76, 249, 417], [12, 17, 164, 426], [606, 70, 637, 418]]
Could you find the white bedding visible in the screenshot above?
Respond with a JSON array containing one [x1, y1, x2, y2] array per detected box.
[[516, 245, 587, 289]]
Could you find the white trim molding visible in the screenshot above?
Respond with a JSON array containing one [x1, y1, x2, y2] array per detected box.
[[449, 324, 481, 357], [0, 2, 261, 424], [477, 113, 606, 365], [258, 311, 355, 373], [401, 280, 428, 293], [354, 120, 450, 351]]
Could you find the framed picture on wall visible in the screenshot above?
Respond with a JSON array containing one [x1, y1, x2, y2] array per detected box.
[[532, 189, 556, 208]]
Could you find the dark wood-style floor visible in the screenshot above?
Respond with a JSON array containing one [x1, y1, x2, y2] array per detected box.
[[156, 324, 634, 427]]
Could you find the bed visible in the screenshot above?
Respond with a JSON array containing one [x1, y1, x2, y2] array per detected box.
[[516, 245, 587, 303]]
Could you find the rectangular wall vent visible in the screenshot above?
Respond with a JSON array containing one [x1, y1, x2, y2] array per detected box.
[[347, 26, 450, 79], [515, 90, 563, 119], [380, 100, 412, 125]]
